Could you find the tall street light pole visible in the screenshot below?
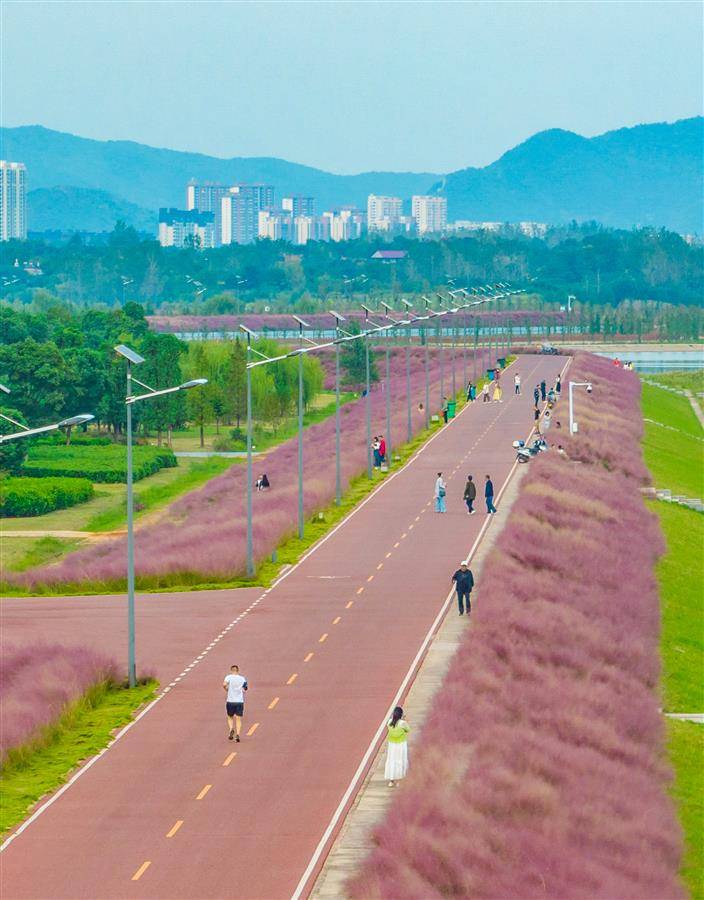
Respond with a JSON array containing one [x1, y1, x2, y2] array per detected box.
[[292, 315, 310, 540], [568, 381, 593, 434], [400, 299, 414, 441], [115, 344, 206, 687], [380, 301, 395, 467], [361, 305, 373, 478], [329, 310, 347, 505]]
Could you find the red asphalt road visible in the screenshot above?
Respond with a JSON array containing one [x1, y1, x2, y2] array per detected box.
[[1, 588, 261, 686], [1, 355, 566, 900]]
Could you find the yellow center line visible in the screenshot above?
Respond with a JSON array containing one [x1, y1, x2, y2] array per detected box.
[[385, 552, 392, 558], [394, 541, 400, 548], [401, 532, 407, 539], [286, 673, 298, 685], [247, 722, 259, 736], [166, 820, 183, 838], [304, 652, 314, 662], [367, 574, 374, 582], [319, 633, 328, 643], [376, 562, 383, 570], [268, 697, 280, 710], [345, 600, 354, 609], [356, 586, 365, 594], [223, 752, 237, 766], [131, 861, 151, 881], [332, 616, 341, 625], [415, 516, 420, 521], [408, 524, 414, 530], [196, 784, 212, 800]]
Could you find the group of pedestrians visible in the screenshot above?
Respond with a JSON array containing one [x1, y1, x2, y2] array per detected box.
[[533, 373, 562, 435], [372, 435, 387, 467], [435, 471, 496, 514]]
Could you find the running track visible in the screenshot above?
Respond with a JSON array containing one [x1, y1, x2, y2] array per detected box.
[[1, 355, 566, 900]]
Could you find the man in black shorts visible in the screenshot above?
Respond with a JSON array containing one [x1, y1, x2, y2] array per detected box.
[[223, 664, 248, 741]]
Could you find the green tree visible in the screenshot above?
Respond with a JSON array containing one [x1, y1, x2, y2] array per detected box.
[[339, 320, 379, 386], [0, 407, 29, 473], [139, 333, 187, 444], [0, 338, 76, 422], [224, 338, 247, 428]]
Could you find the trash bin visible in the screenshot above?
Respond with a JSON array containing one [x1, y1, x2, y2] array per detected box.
[[498, 357, 506, 368], [487, 368, 496, 380], [447, 400, 457, 419]]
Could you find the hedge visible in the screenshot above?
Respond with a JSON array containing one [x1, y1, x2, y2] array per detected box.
[[21, 445, 177, 483], [1, 477, 94, 517]]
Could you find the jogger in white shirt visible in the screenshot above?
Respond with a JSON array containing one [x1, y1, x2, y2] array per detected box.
[[223, 664, 248, 742]]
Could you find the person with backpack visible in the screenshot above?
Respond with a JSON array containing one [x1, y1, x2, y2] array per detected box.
[[463, 474, 477, 515], [451, 561, 475, 616], [434, 472, 447, 513]]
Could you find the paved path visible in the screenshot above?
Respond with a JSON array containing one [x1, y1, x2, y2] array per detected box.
[[0, 354, 566, 900]]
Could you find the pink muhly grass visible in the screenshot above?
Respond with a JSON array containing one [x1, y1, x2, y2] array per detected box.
[[347, 351, 683, 899], [0, 643, 119, 759]]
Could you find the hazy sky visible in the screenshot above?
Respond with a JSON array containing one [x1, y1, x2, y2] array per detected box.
[[2, 1, 702, 173]]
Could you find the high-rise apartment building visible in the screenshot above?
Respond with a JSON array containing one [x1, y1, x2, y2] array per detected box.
[[220, 184, 275, 244], [283, 196, 316, 219], [367, 194, 402, 231], [323, 208, 365, 242], [1, 161, 28, 241], [411, 195, 447, 234], [158, 208, 216, 248], [258, 209, 294, 242]]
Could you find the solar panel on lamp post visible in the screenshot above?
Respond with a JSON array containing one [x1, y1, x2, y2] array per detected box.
[[400, 299, 414, 442], [292, 314, 311, 540], [115, 343, 206, 687]]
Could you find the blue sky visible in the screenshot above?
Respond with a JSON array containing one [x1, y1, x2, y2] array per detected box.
[[2, 0, 702, 173]]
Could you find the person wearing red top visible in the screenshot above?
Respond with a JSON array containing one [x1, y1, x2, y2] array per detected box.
[[378, 435, 387, 464]]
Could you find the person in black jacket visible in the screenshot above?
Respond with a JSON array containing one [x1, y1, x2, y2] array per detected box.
[[451, 562, 475, 616], [463, 474, 477, 515], [485, 475, 497, 513]]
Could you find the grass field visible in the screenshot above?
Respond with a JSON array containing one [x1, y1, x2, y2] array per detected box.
[[643, 372, 704, 899], [641, 382, 703, 498], [1, 679, 157, 837]]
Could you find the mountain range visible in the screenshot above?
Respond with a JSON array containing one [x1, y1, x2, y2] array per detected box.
[[1, 117, 701, 234]]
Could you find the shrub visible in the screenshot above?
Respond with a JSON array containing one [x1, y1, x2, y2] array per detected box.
[[213, 436, 236, 452], [347, 353, 682, 900], [21, 445, 177, 483], [0, 476, 94, 517], [0, 406, 29, 474]]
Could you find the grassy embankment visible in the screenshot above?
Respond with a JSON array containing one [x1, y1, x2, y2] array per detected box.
[[0, 391, 353, 576], [1, 679, 157, 838], [642, 375, 704, 899]]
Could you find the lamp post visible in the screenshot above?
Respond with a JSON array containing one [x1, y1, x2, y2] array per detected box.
[[115, 344, 207, 687], [292, 315, 310, 540], [361, 305, 374, 478], [380, 302, 397, 464], [329, 310, 346, 505], [568, 381, 592, 434], [0, 402, 94, 447], [239, 326, 257, 577], [400, 299, 414, 442]]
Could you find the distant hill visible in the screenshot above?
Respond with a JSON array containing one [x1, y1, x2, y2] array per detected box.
[[28, 187, 156, 234], [434, 117, 703, 233], [1, 125, 437, 227], [1, 118, 701, 234]]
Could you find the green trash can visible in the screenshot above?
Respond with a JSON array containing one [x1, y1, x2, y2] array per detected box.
[[498, 357, 506, 368], [447, 399, 457, 419], [487, 368, 496, 380]]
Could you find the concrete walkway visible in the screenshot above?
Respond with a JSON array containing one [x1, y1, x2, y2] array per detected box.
[[0, 529, 123, 540]]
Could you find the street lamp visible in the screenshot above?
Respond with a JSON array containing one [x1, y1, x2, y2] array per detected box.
[[0, 392, 94, 443], [329, 310, 347, 505], [380, 301, 401, 464], [115, 344, 207, 687], [120, 276, 134, 306], [292, 314, 313, 540], [568, 381, 592, 434], [400, 299, 415, 441], [361, 304, 376, 478]]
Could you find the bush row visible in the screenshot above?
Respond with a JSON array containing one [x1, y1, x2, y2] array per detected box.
[[0, 476, 94, 517], [349, 353, 682, 900], [21, 445, 177, 483]]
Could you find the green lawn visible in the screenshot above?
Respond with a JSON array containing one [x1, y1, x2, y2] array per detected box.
[[643, 375, 704, 900], [1, 535, 83, 575], [641, 383, 703, 498], [1, 680, 157, 837]]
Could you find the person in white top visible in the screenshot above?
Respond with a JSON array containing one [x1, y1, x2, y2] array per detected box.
[[482, 382, 490, 403], [434, 472, 446, 513], [223, 664, 248, 742], [514, 373, 521, 395]]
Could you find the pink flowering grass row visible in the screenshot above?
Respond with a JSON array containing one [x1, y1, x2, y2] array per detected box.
[[1, 644, 119, 761], [14, 349, 481, 590], [348, 352, 683, 900]]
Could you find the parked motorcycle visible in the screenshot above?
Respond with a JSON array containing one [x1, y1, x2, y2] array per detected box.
[[513, 437, 548, 463]]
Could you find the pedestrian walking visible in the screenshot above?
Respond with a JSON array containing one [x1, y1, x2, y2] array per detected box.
[[451, 561, 475, 615], [384, 706, 410, 787], [434, 472, 447, 512], [482, 382, 490, 403], [556, 374, 562, 398], [533, 385, 540, 406], [470, 382, 477, 401], [492, 381, 503, 402], [466, 381, 473, 402], [542, 410, 552, 433], [485, 475, 497, 513], [223, 664, 248, 742], [442, 396, 449, 424], [463, 474, 477, 514], [534, 405, 541, 432], [514, 373, 521, 395], [540, 380, 547, 401]]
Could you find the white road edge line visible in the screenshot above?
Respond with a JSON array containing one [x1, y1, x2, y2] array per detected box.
[[290, 356, 571, 900]]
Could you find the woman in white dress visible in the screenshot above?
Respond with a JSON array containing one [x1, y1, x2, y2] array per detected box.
[[384, 706, 410, 787]]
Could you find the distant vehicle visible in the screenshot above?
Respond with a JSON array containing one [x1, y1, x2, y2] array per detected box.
[[513, 437, 548, 463], [540, 343, 559, 355]]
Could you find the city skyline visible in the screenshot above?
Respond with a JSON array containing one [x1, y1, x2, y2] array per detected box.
[[2, 1, 701, 173]]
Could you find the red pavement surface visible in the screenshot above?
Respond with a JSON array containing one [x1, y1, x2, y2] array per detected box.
[[1, 355, 566, 900]]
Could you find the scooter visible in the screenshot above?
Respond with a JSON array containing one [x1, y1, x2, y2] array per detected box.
[[513, 437, 548, 463]]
